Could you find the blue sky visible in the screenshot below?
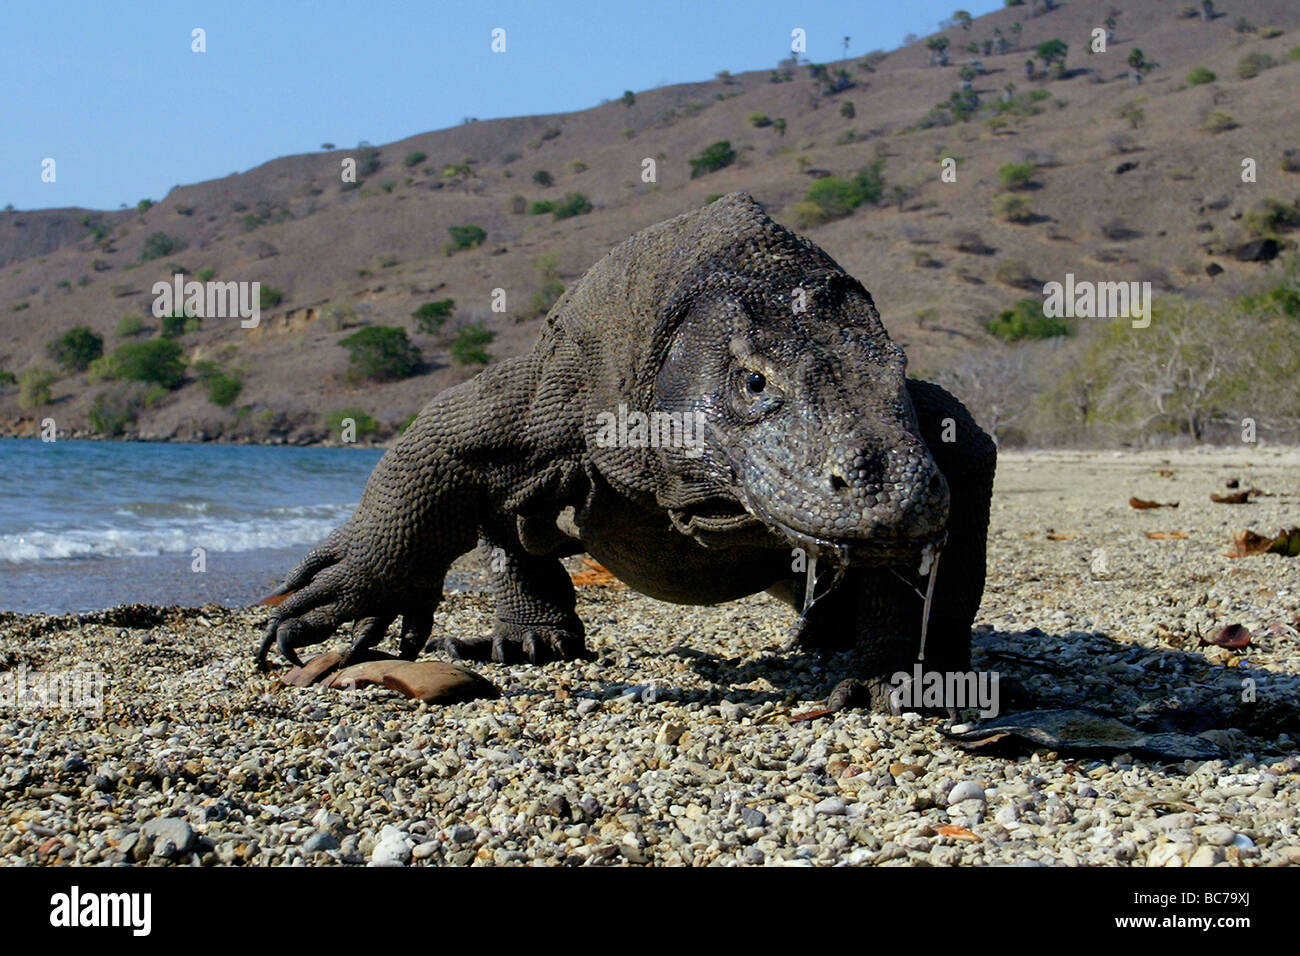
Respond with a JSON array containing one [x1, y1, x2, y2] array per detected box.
[[2, 0, 1001, 211]]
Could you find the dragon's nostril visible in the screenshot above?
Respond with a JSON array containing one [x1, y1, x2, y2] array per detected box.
[[830, 472, 848, 492], [928, 471, 944, 495]]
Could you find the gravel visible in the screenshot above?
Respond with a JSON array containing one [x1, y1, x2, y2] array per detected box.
[[1, 447, 1298, 866]]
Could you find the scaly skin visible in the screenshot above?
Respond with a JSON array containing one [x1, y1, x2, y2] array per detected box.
[[257, 193, 996, 712]]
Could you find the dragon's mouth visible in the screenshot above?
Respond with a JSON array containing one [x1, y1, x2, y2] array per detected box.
[[669, 494, 942, 565]]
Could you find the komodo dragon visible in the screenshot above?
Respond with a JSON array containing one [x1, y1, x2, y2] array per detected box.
[[257, 193, 997, 712]]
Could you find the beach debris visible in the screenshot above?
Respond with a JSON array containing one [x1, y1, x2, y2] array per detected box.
[[571, 556, 623, 587], [1155, 468, 1175, 478], [944, 708, 1226, 760], [1129, 496, 1178, 509], [1145, 530, 1189, 540], [1226, 477, 1240, 488], [1227, 527, 1300, 558], [278, 652, 498, 703], [1210, 491, 1251, 504], [1202, 623, 1252, 649]]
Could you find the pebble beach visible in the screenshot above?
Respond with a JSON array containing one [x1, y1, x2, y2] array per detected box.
[[3, 447, 1299, 867]]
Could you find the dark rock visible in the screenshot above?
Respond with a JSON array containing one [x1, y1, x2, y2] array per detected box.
[[1233, 238, 1281, 262]]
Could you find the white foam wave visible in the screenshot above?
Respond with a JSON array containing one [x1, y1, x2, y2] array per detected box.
[[0, 512, 353, 563]]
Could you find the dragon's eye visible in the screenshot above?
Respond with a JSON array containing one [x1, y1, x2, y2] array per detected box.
[[744, 371, 766, 396]]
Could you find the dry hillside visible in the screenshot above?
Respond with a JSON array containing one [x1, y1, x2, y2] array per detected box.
[[2, 0, 1298, 443]]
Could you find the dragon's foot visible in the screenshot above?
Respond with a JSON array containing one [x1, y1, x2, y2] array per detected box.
[[441, 621, 588, 665]]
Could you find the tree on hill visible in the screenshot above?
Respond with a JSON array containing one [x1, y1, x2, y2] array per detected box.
[[1035, 39, 1068, 78], [926, 36, 951, 67], [954, 10, 972, 31], [1127, 48, 1159, 85]]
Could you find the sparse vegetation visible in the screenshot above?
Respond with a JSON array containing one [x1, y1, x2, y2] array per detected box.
[[689, 141, 736, 178], [1242, 198, 1300, 238], [338, 326, 421, 383], [259, 285, 285, 308], [117, 314, 146, 337], [160, 309, 201, 337], [995, 193, 1034, 222], [532, 170, 553, 187], [998, 161, 1036, 190], [530, 252, 565, 317], [1237, 52, 1276, 79], [47, 326, 103, 373], [403, 151, 427, 167], [140, 232, 185, 261], [97, 339, 187, 389], [450, 324, 494, 366], [1200, 110, 1237, 133], [192, 361, 243, 407], [413, 299, 455, 333], [445, 224, 487, 254], [1187, 66, 1217, 86], [983, 299, 1069, 342], [325, 408, 380, 438], [88, 383, 148, 435], [551, 192, 592, 220], [748, 113, 773, 128], [18, 368, 56, 409]]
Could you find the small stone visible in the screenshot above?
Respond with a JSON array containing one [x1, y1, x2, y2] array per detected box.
[[740, 808, 767, 829], [141, 817, 194, 857], [412, 840, 440, 860], [450, 824, 476, 844], [655, 721, 687, 746], [576, 699, 599, 716], [1199, 825, 1235, 847], [303, 831, 339, 853], [947, 781, 986, 805], [1189, 845, 1225, 867], [814, 798, 846, 815], [370, 825, 411, 866]]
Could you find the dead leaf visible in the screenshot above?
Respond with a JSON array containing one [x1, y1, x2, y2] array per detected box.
[[1228, 527, 1300, 558], [1202, 623, 1252, 649], [889, 762, 926, 777], [257, 590, 294, 607], [380, 662, 500, 703], [1156, 469, 1175, 478], [1046, 533, 1074, 541], [1145, 531, 1189, 540], [936, 825, 982, 842], [790, 707, 835, 722], [1210, 491, 1250, 504], [280, 651, 344, 687], [1130, 497, 1178, 509], [571, 556, 624, 587]]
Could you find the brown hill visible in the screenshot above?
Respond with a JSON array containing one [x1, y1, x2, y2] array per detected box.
[[2, 0, 1298, 443]]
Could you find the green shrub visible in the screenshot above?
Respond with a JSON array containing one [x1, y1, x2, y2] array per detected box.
[[0, 370, 16, 390], [689, 141, 736, 178], [1259, 26, 1284, 39], [403, 151, 427, 167], [445, 224, 487, 254], [1201, 110, 1237, 133], [529, 200, 556, 215], [1290, 46, 1300, 61], [413, 299, 455, 333], [196, 267, 216, 282], [117, 314, 146, 337], [450, 324, 494, 365], [995, 193, 1034, 222], [532, 170, 553, 187], [338, 326, 421, 382], [840, 101, 855, 120], [324, 408, 380, 438], [1242, 199, 1300, 238], [1187, 66, 1217, 86], [551, 192, 592, 220], [88, 383, 147, 435], [18, 368, 56, 409], [983, 299, 1070, 342], [621, 90, 636, 107], [192, 361, 243, 407], [748, 112, 772, 128], [47, 326, 104, 372], [160, 309, 200, 337], [1238, 52, 1276, 79], [104, 339, 187, 389], [260, 285, 284, 308], [801, 161, 885, 221], [357, 145, 381, 175], [998, 161, 1036, 190], [141, 232, 185, 261]]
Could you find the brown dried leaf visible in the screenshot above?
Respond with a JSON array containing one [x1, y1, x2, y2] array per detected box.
[[1202, 623, 1252, 649], [1130, 497, 1178, 509], [936, 825, 982, 842], [1156, 469, 1175, 478], [1210, 491, 1250, 504], [571, 556, 624, 588], [1045, 533, 1074, 541], [1145, 530, 1189, 540]]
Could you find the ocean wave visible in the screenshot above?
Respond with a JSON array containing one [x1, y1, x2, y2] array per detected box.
[[0, 512, 353, 563]]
